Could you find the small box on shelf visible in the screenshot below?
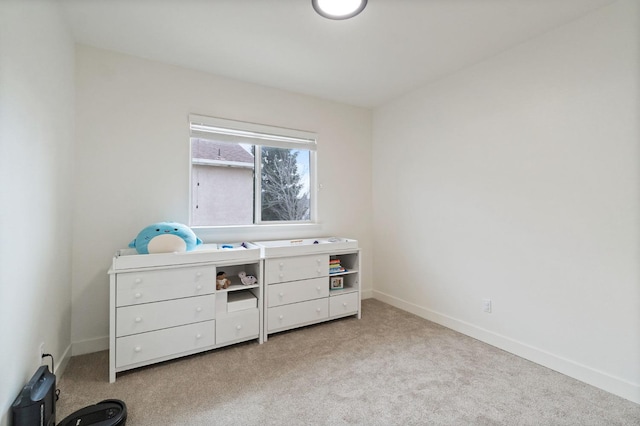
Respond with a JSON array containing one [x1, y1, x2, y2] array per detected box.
[[227, 290, 258, 312], [330, 276, 344, 290]]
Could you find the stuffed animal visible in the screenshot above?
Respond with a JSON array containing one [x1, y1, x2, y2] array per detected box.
[[238, 271, 257, 286], [129, 222, 202, 254], [216, 271, 231, 290]]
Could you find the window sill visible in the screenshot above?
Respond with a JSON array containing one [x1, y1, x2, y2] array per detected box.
[[192, 223, 323, 243]]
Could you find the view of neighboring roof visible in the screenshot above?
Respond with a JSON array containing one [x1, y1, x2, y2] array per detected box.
[[191, 138, 254, 163]]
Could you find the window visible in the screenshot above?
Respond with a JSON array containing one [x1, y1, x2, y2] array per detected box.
[[189, 114, 317, 227]]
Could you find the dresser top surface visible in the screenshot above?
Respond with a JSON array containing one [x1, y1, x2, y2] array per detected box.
[[111, 243, 261, 271]]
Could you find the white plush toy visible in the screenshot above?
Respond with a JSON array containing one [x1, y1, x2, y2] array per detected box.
[[238, 271, 257, 285]]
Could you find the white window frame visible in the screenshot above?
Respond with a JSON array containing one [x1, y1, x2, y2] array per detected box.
[[189, 114, 318, 228]]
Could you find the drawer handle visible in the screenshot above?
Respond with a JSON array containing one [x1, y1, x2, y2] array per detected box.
[[196, 272, 202, 277], [317, 269, 321, 274], [236, 325, 242, 330], [279, 273, 284, 279], [196, 285, 202, 290], [278, 315, 284, 320], [279, 292, 284, 298], [279, 262, 284, 268], [134, 346, 141, 353], [316, 286, 321, 292], [196, 333, 202, 339], [196, 307, 202, 312], [134, 278, 142, 284], [317, 259, 321, 264], [316, 308, 321, 313], [343, 302, 348, 307], [134, 292, 142, 299], [135, 317, 142, 323]]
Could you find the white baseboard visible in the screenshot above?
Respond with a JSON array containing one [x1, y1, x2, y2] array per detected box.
[[72, 336, 108, 356], [53, 343, 72, 379], [372, 290, 640, 405]]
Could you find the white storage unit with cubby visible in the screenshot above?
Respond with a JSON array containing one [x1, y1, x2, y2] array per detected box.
[[108, 244, 263, 382], [254, 238, 360, 341]]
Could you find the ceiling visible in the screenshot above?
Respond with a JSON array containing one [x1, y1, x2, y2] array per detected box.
[[59, 0, 616, 108]]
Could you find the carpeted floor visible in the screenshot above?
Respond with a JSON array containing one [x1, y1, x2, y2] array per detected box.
[[56, 299, 640, 425]]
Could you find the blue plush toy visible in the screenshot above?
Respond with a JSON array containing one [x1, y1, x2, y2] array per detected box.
[[129, 222, 202, 254]]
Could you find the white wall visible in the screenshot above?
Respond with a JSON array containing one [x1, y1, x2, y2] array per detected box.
[[372, 0, 639, 403], [0, 1, 75, 424], [72, 46, 372, 353]]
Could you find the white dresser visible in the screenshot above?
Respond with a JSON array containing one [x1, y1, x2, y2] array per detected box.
[[255, 238, 361, 340], [108, 238, 360, 381], [108, 244, 262, 382]]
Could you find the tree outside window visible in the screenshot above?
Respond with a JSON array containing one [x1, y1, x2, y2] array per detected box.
[[261, 147, 310, 222]]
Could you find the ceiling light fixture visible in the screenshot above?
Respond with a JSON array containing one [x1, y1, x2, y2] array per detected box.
[[312, 0, 367, 20]]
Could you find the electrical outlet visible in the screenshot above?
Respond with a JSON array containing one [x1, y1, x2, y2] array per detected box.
[[482, 299, 492, 313], [39, 342, 45, 364]]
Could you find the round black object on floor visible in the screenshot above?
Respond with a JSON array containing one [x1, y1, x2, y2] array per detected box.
[[57, 399, 126, 426]]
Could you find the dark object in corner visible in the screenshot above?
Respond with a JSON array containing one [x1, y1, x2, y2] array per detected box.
[[57, 399, 127, 426], [12, 365, 56, 426]]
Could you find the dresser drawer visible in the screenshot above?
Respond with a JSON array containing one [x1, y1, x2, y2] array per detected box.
[[267, 299, 328, 332], [116, 266, 215, 307], [116, 320, 215, 368], [267, 277, 328, 307], [265, 255, 329, 284], [216, 309, 259, 345], [116, 294, 216, 337], [329, 292, 359, 317]]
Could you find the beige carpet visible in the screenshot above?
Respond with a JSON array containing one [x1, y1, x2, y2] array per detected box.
[[56, 299, 640, 425]]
